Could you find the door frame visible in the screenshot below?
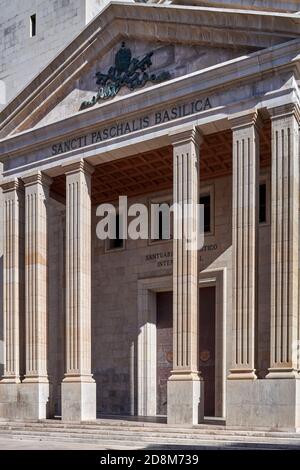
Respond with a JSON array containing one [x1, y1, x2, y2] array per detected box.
[[137, 268, 227, 419]]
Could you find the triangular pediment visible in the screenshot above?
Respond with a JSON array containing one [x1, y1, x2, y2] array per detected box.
[[1, 2, 300, 138], [34, 40, 255, 130]]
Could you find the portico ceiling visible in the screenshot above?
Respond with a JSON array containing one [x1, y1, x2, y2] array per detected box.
[[51, 123, 271, 204]]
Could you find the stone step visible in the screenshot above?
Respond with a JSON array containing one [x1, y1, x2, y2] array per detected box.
[[1, 421, 300, 441], [0, 425, 300, 443], [0, 432, 286, 450], [1, 425, 300, 447], [0, 429, 300, 450], [0, 424, 288, 440]]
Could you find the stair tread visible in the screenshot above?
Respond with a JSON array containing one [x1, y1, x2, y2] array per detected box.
[[0, 423, 300, 446]]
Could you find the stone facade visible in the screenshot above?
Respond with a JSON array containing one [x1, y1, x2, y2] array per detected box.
[[0, 1, 300, 431], [42, 169, 273, 417]]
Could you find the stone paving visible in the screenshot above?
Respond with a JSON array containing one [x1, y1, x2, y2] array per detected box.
[[0, 436, 138, 450], [0, 435, 300, 451]]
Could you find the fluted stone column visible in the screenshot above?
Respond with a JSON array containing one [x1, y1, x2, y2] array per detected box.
[[1, 179, 24, 384], [167, 127, 204, 425], [227, 104, 300, 431], [22, 171, 52, 419], [0, 179, 24, 419], [228, 111, 260, 380], [267, 104, 300, 379], [61, 160, 96, 421]]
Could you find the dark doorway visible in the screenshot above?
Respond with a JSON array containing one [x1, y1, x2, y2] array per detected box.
[[199, 286, 216, 417], [156, 286, 216, 417], [156, 291, 173, 416]]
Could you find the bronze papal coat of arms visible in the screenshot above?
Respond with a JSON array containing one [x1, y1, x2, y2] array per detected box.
[[80, 42, 171, 110]]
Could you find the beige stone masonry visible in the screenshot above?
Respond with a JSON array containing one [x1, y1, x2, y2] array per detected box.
[[267, 103, 300, 379], [0, 179, 24, 383], [63, 160, 94, 382], [22, 172, 52, 383], [228, 110, 261, 380], [167, 127, 204, 425], [61, 159, 96, 421], [171, 127, 202, 376]]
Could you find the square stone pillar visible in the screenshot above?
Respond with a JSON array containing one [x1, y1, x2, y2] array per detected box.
[[21, 171, 52, 420], [61, 160, 96, 422], [228, 110, 261, 380], [267, 103, 300, 379], [0, 179, 24, 420], [167, 127, 204, 425]]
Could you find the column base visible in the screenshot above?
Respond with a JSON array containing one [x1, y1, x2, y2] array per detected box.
[[167, 372, 204, 425], [228, 369, 257, 380], [0, 381, 50, 420], [61, 378, 96, 421], [1, 376, 21, 384], [227, 377, 300, 431], [266, 368, 299, 379]]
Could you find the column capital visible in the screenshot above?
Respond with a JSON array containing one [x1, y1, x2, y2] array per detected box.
[[63, 159, 94, 176], [228, 109, 263, 131], [267, 102, 300, 124], [0, 178, 24, 193], [22, 171, 52, 188], [169, 126, 202, 148]]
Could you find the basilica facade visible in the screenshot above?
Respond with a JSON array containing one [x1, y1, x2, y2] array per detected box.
[[1, 0, 300, 431]]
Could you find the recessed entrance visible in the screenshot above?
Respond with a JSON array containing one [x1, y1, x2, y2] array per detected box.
[[138, 271, 225, 420], [156, 291, 173, 416], [155, 286, 217, 417], [199, 286, 216, 417]]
